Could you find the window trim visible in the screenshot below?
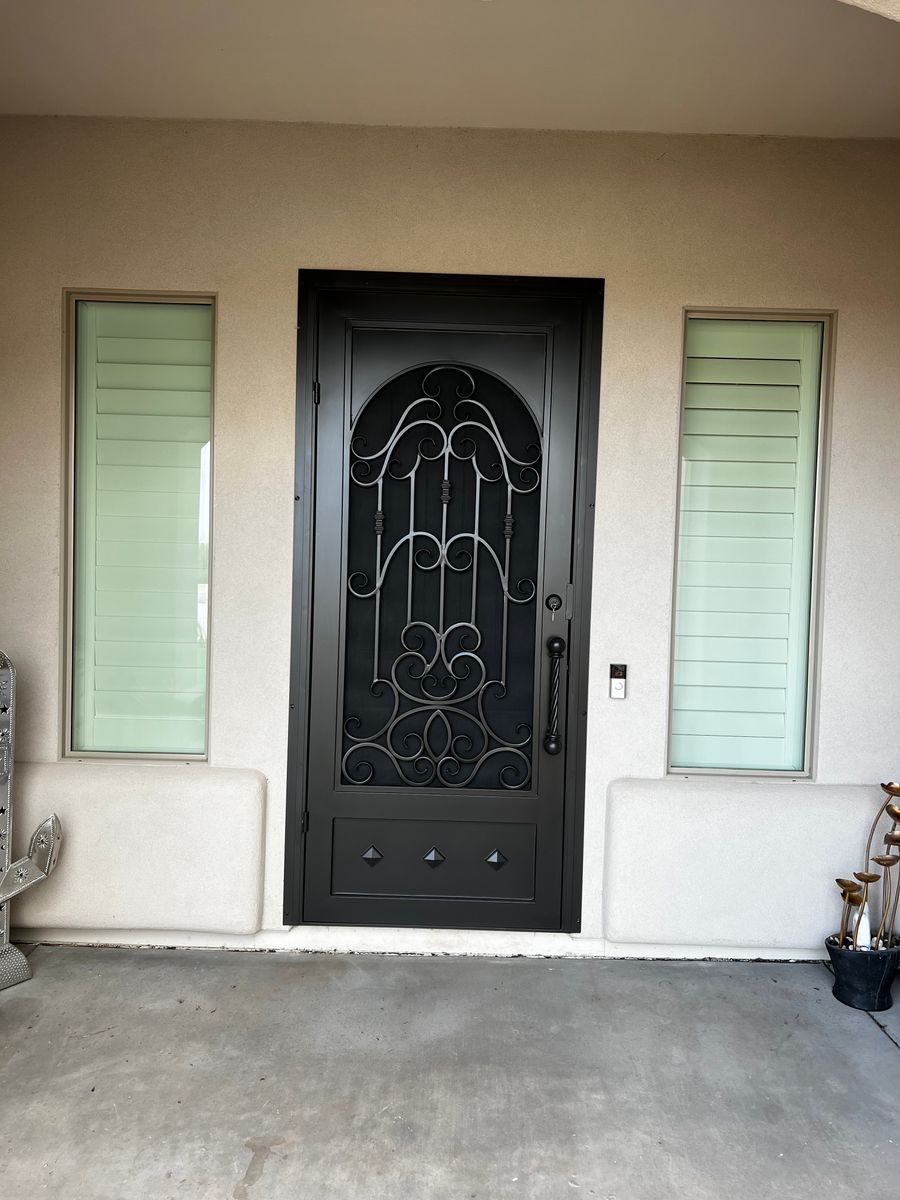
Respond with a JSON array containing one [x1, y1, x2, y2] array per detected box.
[[61, 289, 217, 762], [666, 307, 835, 780]]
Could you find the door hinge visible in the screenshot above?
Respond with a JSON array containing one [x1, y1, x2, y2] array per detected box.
[[300, 810, 310, 835], [312, 379, 321, 406]]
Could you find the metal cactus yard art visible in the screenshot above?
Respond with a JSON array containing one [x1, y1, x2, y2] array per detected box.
[[0, 652, 63, 991]]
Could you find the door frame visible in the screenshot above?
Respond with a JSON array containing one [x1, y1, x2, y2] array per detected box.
[[283, 270, 604, 931]]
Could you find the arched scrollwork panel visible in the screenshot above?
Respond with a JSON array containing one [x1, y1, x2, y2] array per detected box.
[[342, 364, 542, 790]]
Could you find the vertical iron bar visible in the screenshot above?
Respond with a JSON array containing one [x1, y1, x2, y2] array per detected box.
[[501, 482, 512, 686], [471, 473, 480, 626], [407, 465, 416, 626], [373, 477, 383, 683], [439, 445, 450, 644]]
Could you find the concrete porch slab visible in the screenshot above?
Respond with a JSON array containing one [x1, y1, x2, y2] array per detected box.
[[1, 947, 898, 1198]]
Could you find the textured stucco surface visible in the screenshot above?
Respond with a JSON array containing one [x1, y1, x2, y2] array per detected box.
[[1, 118, 899, 955], [604, 779, 880, 947], [11, 763, 266, 933], [3, 0, 900, 136], [839, 0, 900, 20]]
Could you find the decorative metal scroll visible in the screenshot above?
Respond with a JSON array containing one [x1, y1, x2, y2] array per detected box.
[[341, 365, 542, 790], [0, 651, 63, 991]]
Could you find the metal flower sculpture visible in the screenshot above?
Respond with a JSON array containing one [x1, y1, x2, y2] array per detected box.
[[835, 878, 862, 945], [829, 782, 900, 953], [0, 652, 63, 991], [871, 854, 900, 950]]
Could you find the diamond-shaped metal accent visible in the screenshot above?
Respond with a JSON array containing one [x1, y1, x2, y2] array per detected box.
[[485, 848, 507, 870], [361, 845, 383, 866], [423, 847, 446, 868]]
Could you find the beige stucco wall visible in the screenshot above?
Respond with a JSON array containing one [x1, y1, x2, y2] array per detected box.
[[1, 118, 898, 956], [839, 0, 900, 21]]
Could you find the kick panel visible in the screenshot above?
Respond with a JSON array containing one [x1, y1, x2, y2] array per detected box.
[[331, 818, 537, 900]]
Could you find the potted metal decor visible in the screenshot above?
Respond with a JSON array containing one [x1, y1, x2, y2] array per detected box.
[[826, 781, 900, 1012]]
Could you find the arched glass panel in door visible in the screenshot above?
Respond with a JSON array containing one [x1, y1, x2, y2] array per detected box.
[[341, 364, 542, 790]]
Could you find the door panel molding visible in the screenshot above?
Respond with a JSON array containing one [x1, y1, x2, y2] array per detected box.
[[285, 271, 603, 933]]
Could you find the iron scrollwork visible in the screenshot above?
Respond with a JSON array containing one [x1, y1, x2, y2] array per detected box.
[[342, 365, 542, 790]]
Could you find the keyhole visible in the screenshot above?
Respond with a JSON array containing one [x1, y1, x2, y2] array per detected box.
[[545, 594, 562, 621]]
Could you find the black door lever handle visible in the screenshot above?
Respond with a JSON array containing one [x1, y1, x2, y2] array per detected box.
[[543, 635, 566, 755]]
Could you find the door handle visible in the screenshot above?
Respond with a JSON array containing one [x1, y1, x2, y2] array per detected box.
[[542, 635, 566, 756]]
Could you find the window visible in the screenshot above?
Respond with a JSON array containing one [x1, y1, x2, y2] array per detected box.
[[670, 315, 825, 773], [69, 297, 213, 755]]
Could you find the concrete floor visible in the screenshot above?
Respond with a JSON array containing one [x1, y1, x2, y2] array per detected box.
[[1, 948, 898, 1199]]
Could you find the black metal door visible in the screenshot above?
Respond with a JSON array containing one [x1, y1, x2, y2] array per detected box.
[[286, 272, 602, 931]]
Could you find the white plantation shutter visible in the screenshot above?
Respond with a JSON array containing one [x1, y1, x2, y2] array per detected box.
[[72, 300, 212, 754], [670, 318, 823, 772]]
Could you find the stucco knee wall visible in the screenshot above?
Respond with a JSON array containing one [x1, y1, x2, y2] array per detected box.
[[603, 777, 879, 953], [9, 762, 266, 935], [9, 765, 878, 957]]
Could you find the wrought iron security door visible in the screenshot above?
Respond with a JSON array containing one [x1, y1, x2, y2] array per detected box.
[[288, 273, 602, 933], [342, 365, 540, 792]]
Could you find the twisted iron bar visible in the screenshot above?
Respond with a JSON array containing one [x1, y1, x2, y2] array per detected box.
[[542, 636, 566, 756]]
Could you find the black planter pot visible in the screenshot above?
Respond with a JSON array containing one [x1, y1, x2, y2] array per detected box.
[[826, 936, 900, 1012]]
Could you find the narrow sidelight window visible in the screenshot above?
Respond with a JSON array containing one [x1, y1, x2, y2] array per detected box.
[[69, 298, 213, 755], [670, 316, 825, 773]]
